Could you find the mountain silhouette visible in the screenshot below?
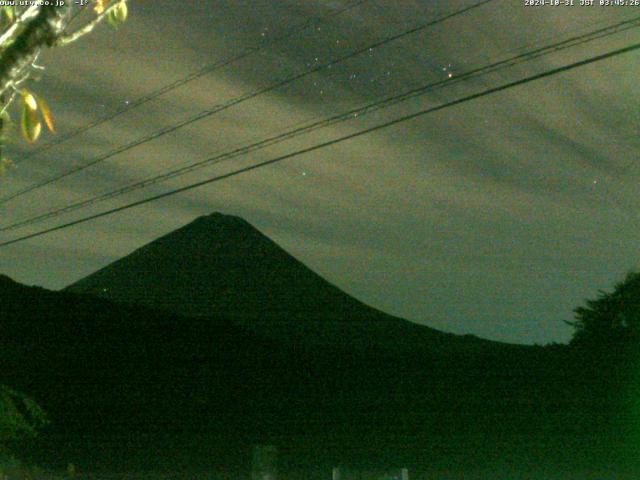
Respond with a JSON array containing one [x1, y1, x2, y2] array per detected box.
[[2, 274, 633, 476], [65, 213, 498, 353], [3, 214, 636, 475]]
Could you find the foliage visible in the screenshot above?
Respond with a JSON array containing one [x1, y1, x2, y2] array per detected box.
[[0, 384, 48, 443], [0, 0, 128, 164], [0, 450, 21, 477], [568, 271, 640, 347], [0, 385, 47, 477], [18, 89, 54, 143]]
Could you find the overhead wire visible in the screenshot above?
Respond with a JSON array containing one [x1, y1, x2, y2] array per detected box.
[[1, 15, 638, 233], [0, 0, 495, 205], [1, 40, 637, 248], [10, 0, 374, 165]]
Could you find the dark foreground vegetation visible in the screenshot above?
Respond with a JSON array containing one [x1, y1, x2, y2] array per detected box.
[[1, 216, 638, 478], [1, 273, 638, 479]]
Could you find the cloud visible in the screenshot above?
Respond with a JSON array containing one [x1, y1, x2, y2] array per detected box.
[[1, 0, 638, 343]]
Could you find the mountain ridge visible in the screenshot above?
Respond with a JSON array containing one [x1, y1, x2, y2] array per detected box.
[[64, 212, 510, 353], [65, 212, 402, 319]]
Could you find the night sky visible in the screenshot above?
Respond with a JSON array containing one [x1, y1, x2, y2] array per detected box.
[[0, 0, 638, 344]]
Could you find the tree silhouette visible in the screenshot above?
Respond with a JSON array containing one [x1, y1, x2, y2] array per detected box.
[[569, 271, 640, 347]]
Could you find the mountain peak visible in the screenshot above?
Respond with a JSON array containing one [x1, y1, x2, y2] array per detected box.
[[204, 211, 241, 220], [170, 211, 266, 240], [171, 212, 254, 237], [66, 212, 364, 319], [196, 211, 250, 226], [64, 213, 497, 351]]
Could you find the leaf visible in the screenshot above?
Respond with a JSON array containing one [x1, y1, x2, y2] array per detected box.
[[107, 1, 128, 28], [115, 1, 129, 23], [36, 95, 55, 133], [21, 95, 42, 144], [22, 90, 38, 111], [1, 6, 15, 24], [106, 11, 117, 28], [94, 0, 110, 14]]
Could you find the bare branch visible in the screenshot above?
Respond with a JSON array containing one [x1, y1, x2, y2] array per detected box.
[[55, 1, 126, 47], [0, 91, 17, 117], [10, 71, 33, 91]]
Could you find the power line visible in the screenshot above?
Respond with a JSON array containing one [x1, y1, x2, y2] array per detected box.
[[2, 15, 637, 233], [11, 0, 371, 164], [0, 0, 495, 205], [1, 40, 637, 248]]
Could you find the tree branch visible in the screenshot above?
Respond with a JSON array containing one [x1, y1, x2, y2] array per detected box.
[[0, 5, 40, 47], [55, 1, 125, 47], [0, 5, 71, 97]]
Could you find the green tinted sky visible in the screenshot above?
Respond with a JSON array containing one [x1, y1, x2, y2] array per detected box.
[[1, 0, 638, 344]]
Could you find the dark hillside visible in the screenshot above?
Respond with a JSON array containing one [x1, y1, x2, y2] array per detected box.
[[2, 276, 637, 476]]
